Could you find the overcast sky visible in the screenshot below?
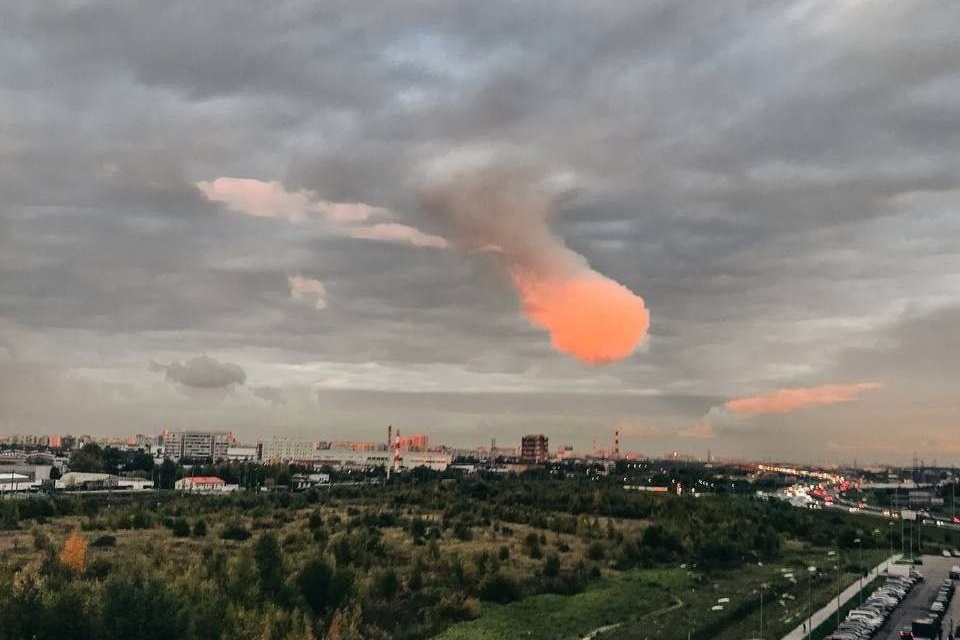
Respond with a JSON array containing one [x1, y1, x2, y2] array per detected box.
[[2, 1, 958, 464]]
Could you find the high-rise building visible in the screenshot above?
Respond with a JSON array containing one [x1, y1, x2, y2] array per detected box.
[[520, 434, 549, 463], [163, 430, 231, 461], [258, 439, 317, 462]]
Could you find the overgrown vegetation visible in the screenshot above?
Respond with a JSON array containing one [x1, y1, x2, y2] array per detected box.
[[0, 471, 935, 639]]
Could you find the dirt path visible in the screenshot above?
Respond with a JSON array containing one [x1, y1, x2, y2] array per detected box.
[[578, 597, 685, 639]]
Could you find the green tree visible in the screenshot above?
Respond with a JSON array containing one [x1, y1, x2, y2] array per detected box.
[[69, 445, 103, 473], [101, 568, 187, 640], [253, 532, 285, 600], [297, 556, 351, 620]]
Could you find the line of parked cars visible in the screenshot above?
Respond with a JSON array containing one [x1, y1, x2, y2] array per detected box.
[[900, 569, 957, 640], [825, 571, 922, 640]]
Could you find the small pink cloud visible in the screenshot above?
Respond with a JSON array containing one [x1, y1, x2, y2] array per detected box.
[[197, 177, 313, 222], [197, 177, 447, 248], [725, 382, 882, 417], [288, 275, 327, 310], [348, 223, 449, 248]]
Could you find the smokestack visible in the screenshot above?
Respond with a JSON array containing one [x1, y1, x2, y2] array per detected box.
[[421, 165, 649, 364], [393, 430, 401, 473], [386, 425, 393, 480], [614, 429, 620, 460]]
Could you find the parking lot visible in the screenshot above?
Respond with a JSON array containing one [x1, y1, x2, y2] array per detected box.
[[875, 555, 960, 639]]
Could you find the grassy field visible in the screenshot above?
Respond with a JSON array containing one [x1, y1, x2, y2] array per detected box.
[[435, 545, 892, 640]]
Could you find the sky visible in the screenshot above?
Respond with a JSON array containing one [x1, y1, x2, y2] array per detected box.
[[1, 0, 959, 464]]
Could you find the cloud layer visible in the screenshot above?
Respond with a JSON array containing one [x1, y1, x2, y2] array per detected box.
[[1, 0, 959, 462]]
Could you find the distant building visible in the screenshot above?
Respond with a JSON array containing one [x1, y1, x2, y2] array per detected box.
[[163, 430, 231, 461], [397, 434, 429, 450], [520, 434, 549, 464], [258, 439, 317, 462], [311, 448, 452, 471], [226, 446, 259, 462], [175, 476, 231, 492], [59, 472, 119, 490]]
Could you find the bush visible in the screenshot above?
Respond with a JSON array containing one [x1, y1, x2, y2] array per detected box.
[[193, 520, 207, 537], [543, 554, 561, 577], [171, 518, 191, 538], [478, 573, 522, 604], [91, 534, 117, 547], [221, 521, 251, 542], [587, 541, 605, 561]]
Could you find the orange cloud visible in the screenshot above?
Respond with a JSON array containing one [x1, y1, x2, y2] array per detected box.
[[511, 270, 649, 364], [725, 382, 882, 417]]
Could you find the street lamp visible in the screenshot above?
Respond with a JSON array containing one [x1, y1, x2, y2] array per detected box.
[[807, 566, 817, 640], [854, 538, 863, 606]]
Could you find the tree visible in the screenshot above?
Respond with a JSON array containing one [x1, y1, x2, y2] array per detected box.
[[101, 447, 124, 476], [60, 530, 88, 573], [69, 445, 103, 473], [298, 556, 351, 620], [126, 450, 155, 473], [101, 567, 187, 639], [253, 532, 285, 600], [157, 458, 178, 490]]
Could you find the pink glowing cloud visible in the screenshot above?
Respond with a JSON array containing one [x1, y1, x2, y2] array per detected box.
[[288, 275, 327, 309], [347, 223, 448, 248], [725, 382, 882, 417], [197, 177, 445, 249]]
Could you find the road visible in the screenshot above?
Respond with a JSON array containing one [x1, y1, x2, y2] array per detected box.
[[873, 555, 960, 640]]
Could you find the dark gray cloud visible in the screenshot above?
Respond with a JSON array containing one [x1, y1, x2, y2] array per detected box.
[[1, 0, 959, 462], [153, 356, 246, 389]]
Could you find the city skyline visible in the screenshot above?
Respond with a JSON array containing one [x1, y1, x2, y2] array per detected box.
[[2, 1, 960, 464]]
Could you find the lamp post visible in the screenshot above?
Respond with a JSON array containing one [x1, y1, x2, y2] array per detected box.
[[807, 566, 817, 640], [760, 582, 765, 640], [835, 549, 842, 628], [854, 538, 863, 606]]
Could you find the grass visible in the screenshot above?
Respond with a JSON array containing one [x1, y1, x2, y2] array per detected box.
[[435, 546, 893, 640], [433, 570, 681, 640]]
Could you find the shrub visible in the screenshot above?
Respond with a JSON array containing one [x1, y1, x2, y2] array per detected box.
[[587, 541, 605, 561], [193, 519, 208, 537], [221, 521, 251, 542], [91, 534, 116, 547], [171, 518, 191, 538]]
